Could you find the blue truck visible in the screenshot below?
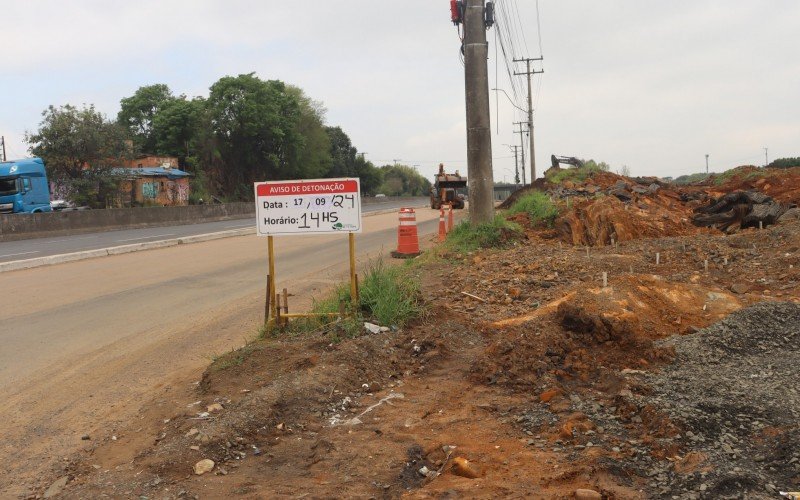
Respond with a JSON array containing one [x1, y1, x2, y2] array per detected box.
[[0, 157, 52, 214]]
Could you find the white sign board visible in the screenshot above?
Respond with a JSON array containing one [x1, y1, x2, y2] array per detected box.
[[254, 178, 362, 236]]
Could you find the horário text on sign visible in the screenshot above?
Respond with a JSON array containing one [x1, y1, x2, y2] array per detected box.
[[254, 178, 362, 236]]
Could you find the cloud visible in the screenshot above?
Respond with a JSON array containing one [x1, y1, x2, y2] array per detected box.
[[2, 0, 799, 179]]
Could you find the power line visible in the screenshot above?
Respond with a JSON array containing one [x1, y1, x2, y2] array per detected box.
[[535, 0, 543, 57]]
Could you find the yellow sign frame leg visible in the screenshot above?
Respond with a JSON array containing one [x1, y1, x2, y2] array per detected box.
[[264, 233, 359, 333]]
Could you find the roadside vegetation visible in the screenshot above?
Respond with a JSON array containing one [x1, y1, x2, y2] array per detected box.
[[546, 159, 610, 184], [671, 172, 711, 185], [444, 215, 523, 253], [25, 76, 430, 205], [274, 258, 424, 341], [507, 191, 559, 227], [210, 258, 424, 371]]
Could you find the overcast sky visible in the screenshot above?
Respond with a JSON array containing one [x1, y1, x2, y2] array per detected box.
[[1, 1, 798, 182]]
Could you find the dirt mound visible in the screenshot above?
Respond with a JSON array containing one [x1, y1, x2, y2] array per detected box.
[[642, 302, 800, 498], [705, 166, 800, 205], [558, 195, 701, 246], [473, 274, 742, 390]]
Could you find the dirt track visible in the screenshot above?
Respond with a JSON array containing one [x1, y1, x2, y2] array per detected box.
[[0, 208, 444, 498]]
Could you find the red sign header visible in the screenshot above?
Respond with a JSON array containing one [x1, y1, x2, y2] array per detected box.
[[257, 180, 358, 197]]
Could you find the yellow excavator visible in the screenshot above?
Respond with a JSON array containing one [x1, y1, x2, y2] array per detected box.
[[430, 163, 467, 209]]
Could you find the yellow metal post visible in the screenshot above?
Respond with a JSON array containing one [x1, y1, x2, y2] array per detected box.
[[349, 232, 358, 306], [268, 236, 277, 321]]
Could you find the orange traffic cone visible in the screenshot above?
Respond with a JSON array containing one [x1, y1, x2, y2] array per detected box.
[[438, 207, 447, 242], [391, 208, 421, 258], [447, 204, 454, 232]]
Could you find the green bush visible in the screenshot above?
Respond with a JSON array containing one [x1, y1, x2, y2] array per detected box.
[[508, 191, 558, 227], [445, 215, 522, 253]]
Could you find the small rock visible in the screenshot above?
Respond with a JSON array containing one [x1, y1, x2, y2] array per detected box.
[[43, 476, 69, 498], [730, 283, 750, 294], [186, 428, 199, 437], [451, 457, 480, 479], [539, 389, 560, 403], [364, 322, 382, 334], [574, 488, 602, 500], [81, 434, 90, 440], [207, 403, 224, 413], [193, 459, 215, 475]]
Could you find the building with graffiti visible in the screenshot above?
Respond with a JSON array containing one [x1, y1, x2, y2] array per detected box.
[[114, 166, 192, 206]]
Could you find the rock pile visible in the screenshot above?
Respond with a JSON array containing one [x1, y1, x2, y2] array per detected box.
[[644, 302, 800, 499]]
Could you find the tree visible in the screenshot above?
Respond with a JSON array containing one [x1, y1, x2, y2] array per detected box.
[[767, 157, 800, 169], [204, 73, 303, 198], [118, 84, 175, 153], [325, 126, 357, 177], [151, 96, 205, 166], [354, 157, 383, 196], [378, 164, 431, 196], [25, 104, 130, 207], [286, 85, 331, 180], [26, 104, 129, 180]]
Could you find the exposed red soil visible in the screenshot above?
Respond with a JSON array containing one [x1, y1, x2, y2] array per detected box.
[[47, 168, 800, 499]]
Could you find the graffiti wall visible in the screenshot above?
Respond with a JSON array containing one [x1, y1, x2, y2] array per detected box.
[[142, 182, 158, 200]]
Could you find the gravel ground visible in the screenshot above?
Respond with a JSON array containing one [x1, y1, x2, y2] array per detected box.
[[644, 301, 800, 499]]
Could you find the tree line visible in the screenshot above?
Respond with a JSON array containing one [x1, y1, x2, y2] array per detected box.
[[25, 73, 430, 205]]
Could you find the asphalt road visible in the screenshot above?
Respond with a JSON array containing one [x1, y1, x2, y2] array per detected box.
[[0, 197, 428, 263], [0, 206, 449, 496]]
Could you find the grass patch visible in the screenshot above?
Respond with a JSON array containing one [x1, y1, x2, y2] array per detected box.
[[546, 162, 607, 184], [445, 214, 522, 253], [507, 191, 559, 227], [210, 343, 262, 372], [274, 258, 424, 340]]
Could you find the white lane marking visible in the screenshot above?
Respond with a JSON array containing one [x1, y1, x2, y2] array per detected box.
[[117, 233, 177, 243], [0, 250, 40, 258]]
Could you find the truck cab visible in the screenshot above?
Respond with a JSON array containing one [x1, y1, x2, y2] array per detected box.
[[0, 157, 53, 214]]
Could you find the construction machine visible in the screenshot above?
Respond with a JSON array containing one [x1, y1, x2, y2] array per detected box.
[[551, 155, 584, 169], [430, 163, 467, 209]]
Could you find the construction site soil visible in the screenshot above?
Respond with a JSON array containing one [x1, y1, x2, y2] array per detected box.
[[36, 168, 800, 499]]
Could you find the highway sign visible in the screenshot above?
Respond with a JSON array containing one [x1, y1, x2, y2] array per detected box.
[[254, 178, 362, 236]]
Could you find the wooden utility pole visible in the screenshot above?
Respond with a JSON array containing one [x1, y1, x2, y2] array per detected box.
[[514, 57, 543, 182], [464, 0, 494, 224]]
